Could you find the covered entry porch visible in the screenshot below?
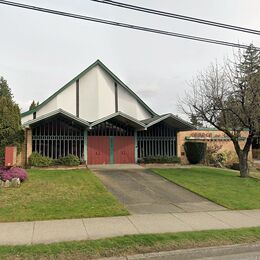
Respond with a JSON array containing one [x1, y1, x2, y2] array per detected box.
[[25, 110, 145, 165], [23, 110, 193, 165], [87, 112, 145, 164]]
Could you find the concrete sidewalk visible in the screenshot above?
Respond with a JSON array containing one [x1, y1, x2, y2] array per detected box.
[[1, 209, 260, 245]]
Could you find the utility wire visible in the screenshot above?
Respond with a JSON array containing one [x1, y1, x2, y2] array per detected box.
[[0, 0, 258, 50], [91, 0, 260, 36]]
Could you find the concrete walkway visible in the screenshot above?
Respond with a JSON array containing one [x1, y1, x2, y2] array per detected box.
[[1, 209, 260, 245]]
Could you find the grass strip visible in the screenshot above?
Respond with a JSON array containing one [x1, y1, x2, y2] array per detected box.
[[0, 227, 260, 259], [152, 167, 260, 209], [0, 169, 128, 222]]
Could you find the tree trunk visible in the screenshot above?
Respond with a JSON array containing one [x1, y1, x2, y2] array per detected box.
[[232, 139, 251, 178], [238, 132, 254, 178], [238, 151, 249, 178]]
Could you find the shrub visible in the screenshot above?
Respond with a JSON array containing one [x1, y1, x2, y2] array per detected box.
[[53, 158, 62, 165], [208, 151, 227, 167], [56, 154, 80, 166], [228, 162, 240, 171], [29, 153, 80, 167], [28, 152, 54, 167], [205, 147, 239, 167], [140, 156, 180, 164], [204, 144, 222, 165], [214, 152, 227, 164], [223, 151, 239, 166], [184, 142, 207, 164], [0, 166, 28, 182]]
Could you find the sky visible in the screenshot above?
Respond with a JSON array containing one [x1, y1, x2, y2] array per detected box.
[[1, 0, 260, 117]]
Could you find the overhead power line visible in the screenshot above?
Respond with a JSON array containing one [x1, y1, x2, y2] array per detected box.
[[0, 0, 258, 50], [91, 0, 260, 36]]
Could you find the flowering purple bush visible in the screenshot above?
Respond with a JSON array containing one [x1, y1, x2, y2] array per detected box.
[[0, 167, 28, 182]]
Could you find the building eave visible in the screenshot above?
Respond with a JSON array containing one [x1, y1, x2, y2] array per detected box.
[[23, 109, 90, 128], [145, 113, 195, 130], [90, 111, 146, 130]]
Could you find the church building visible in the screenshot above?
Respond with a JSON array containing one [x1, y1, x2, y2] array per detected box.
[[21, 60, 193, 164]]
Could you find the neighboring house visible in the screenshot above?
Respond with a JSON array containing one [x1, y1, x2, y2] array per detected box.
[[21, 60, 193, 165]]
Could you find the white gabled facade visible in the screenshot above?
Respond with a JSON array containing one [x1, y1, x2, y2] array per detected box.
[[20, 60, 194, 166], [21, 60, 154, 124]]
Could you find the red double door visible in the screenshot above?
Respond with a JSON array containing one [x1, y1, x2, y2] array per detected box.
[[87, 136, 135, 165]]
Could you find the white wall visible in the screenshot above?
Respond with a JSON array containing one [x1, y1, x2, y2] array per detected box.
[[97, 66, 115, 119], [78, 65, 115, 122], [78, 66, 99, 122], [22, 64, 153, 124], [57, 82, 76, 115], [21, 113, 33, 124], [118, 86, 151, 120], [136, 103, 152, 120], [37, 97, 58, 117], [22, 96, 58, 124]]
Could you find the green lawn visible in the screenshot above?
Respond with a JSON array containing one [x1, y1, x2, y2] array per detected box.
[[152, 167, 260, 210], [0, 169, 128, 222], [0, 227, 260, 259]]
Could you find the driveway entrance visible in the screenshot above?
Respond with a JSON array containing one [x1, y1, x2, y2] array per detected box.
[[91, 165, 226, 214]]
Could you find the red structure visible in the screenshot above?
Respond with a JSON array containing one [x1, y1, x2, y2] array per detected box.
[[88, 136, 110, 165], [5, 146, 17, 167], [87, 136, 135, 165], [114, 137, 135, 164]]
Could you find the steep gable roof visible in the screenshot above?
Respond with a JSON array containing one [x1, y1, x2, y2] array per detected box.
[[21, 60, 156, 117]]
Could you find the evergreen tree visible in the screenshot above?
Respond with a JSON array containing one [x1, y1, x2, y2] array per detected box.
[[190, 113, 203, 128], [240, 43, 260, 77], [0, 77, 24, 164], [29, 100, 39, 111], [231, 44, 260, 133], [0, 77, 12, 99]]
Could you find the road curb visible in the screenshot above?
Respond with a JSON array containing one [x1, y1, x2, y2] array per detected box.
[[99, 242, 260, 259]]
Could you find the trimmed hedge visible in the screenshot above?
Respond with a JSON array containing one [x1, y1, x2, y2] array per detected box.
[[29, 153, 80, 167], [54, 154, 80, 166], [184, 142, 207, 164], [139, 156, 180, 164], [29, 152, 54, 167]]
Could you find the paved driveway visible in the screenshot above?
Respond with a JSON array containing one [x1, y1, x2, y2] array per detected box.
[[91, 165, 225, 214]]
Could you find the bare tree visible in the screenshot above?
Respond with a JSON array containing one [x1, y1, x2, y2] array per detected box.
[[180, 45, 260, 177]]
